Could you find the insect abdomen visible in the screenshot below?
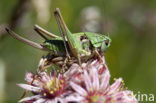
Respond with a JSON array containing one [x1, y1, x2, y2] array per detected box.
[[43, 40, 68, 56]]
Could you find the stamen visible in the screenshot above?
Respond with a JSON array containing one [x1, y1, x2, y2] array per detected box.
[[50, 91, 54, 94], [43, 93, 47, 96]]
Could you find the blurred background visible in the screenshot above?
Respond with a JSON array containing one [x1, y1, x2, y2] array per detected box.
[[0, 0, 156, 102]]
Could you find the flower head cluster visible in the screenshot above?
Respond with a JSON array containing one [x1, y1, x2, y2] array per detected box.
[[18, 71, 69, 103], [18, 56, 138, 103]]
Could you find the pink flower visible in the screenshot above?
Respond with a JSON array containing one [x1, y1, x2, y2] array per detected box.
[[67, 57, 138, 103], [18, 71, 70, 103], [18, 56, 138, 103]]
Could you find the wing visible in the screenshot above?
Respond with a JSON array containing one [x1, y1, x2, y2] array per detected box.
[[43, 39, 69, 56]]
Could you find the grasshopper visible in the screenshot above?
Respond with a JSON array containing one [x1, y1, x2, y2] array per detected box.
[[5, 8, 111, 99], [53, 8, 111, 64]]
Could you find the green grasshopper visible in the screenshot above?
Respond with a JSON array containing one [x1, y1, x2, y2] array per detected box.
[[5, 8, 111, 98], [53, 8, 111, 65], [6, 8, 111, 70]]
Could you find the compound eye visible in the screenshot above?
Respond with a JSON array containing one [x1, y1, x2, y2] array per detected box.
[[105, 40, 109, 46]]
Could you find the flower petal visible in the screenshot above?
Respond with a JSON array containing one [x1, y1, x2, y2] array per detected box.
[[100, 69, 110, 90], [68, 63, 80, 71], [17, 84, 41, 92], [19, 95, 41, 102], [45, 100, 54, 103], [91, 59, 98, 66], [108, 78, 122, 94], [25, 72, 34, 82], [65, 64, 82, 78], [34, 98, 46, 103], [55, 97, 65, 103], [40, 72, 51, 82], [83, 70, 93, 92], [70, 81, 87, 96], [122, 91, 138, 103], [65, 93, 85, 102], [92, 68, 99, 90]]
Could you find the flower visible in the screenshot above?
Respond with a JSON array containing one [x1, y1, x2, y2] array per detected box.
[[18, 71, 69, 103], [67, 58, 138, 103], [18, 56, 138, 103], [64, 55, 109, 84]]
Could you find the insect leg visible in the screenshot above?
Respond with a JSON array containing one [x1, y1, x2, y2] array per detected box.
[[54, 10, 70, 59], [54, 8, 71, 35], [54, 11, 75, 70], [34, 26, 49, 40], [94, 49, 105, 65], [77, 54, 82, 66], [34, 24, 59, 38], [54, 8, 89, 67]]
